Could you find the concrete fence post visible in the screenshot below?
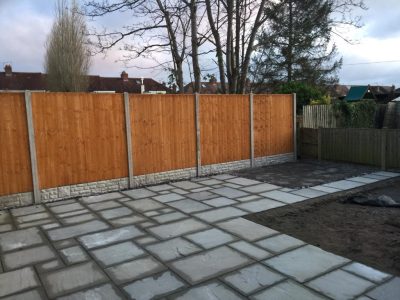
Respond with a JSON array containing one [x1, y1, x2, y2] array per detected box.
[[293, 93, 297, 160], [249, 93, 255, 167], [24, 90, 41, 204], [381, 129, 387, 170], [195, 93, 201, 177], [124, 92, 134, 189]]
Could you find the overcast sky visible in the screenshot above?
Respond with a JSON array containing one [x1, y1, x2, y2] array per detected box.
[[0, 0, 399, 86]]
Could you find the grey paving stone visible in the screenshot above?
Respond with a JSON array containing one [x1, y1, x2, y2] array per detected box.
[[41, 261, 108, 298], [229, 241, 272, 260], [54, 238, 78, 249], [226, 177, 261, 186], [58, 283, 124, 300], [125, 199, 165, 212], [307, 269, 374, 300], [171, 281, 244, 300], [0, 224, 13, 233], [291, 188, 327, 198], [367, 277, 400, 300], [363, 174, 390, 180], [323, 179, 365, 190], [161, 208, 174, 213], [171, 188, 189, 195], [0, 267, 39, 297], [144, 210, 160, 217], [138, 221, 156, 228], [87, 200, 122, 211], [0, 227, 44, 252], [18, 219, 54, 229], [203, 197, 237, 207], [236, 198, 285, 213], [1, 289, 43, 300], [186, 228, 236, 249], [147, 184, 174, 192], [223, 264, 283, 295], [256, 234, 305, 253], [217, 218, 278, 241], [252, 280, 326, 300], [224, 183, 242, 188], [62, 213, 96, 225], [372, 171, 400, 178], [91, 241, 145, 267], [171, 180, 203, 190], [310, 185, 341, 193], [81, 192, 123, 204], [50, 203, 85, 214], [186, 191, 217, 201], [60, 245, 89, 264], [148, 218, 209, 239], [260, 190, 307, 204], [343, 262, 391, 283], [47, 220, 109, 241], [106, 256, 165, 284], [170, 246, 252, 284], [236, 195, 262, 202], [124, 271, 186, 300], [194, 207, 247, 223], [0, 211, 11, 224], [11, 205, 45, 217], [78, 225, 144, 249], [46, 199, 77, 207], [37, 259, 64, 272], [200, 179, 224, 186], [153, 211, 187, 223], [109, 214, 147, 226], [212, 174, 236, 180], [58, 209, 90, 218], [153, 193, 185, 203], [98, 206, 132, 220], [211, 187, 250, 199], [3, 244, 56, 270], [41, 222, 60, 230], [191, 187, 212, 192], [168, 199, 211, 213], [122, 188, 156, 199], [348, 176, 379, 184], [264, 245, 349, 282], [241, 183, 281, 193], [146, 237, 201, 261], [135, 236, 159, 245], [15, 212, 50, 224]]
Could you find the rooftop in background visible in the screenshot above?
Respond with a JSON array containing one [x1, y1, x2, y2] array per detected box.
[[0, 65, 171, 94], [344, 85, 397, 103]]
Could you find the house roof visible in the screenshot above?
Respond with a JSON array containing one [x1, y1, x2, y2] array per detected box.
[[183, 81, 221, 94], [344, 86, 376, 102]]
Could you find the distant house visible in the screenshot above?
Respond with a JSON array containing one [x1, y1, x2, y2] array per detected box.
[[326, 84, 349, 100], [0, 65, 171, 94], [183, 77, 221, 94], [344, 85, 396, 103]]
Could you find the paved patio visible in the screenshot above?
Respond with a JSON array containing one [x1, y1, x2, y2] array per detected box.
[[0, 171, 399, 299]]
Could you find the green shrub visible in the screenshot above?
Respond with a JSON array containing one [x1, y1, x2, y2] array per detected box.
[[333, 99, 377, 128]]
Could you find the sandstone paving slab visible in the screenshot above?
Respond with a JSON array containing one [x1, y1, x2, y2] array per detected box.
[[264, 245, 349, 282], [309, 185, 341, 193], [98, 206, 133, 220], [372, 171, 400, 178], [78, 225, 144, 249], [54, 238, 78, 249], [236, 195, 262, 202], [91, 241, 145, 267], [153, 193, 185, 203], [307, 269, 375, 300], [224, 183, 242, 189], [171, 180, 203, 190], [212, 174, 236, 180], [3, 244, 56, 270], [124, 271, 186, 300], [170, 281, 245, 300], [148, 218, 209, 239], [58, 283, 124, 300], [170, 246, 252, 284], [106, 256, 165, 284], [185, 228, 236, 249], [144, 210, 160, 217], [363, 173, 392, 180], [0, 210, 11, 224], [202, 197, 237, 207], [256, 234, 305, 253], [1, 289, 43, 300], [147, 184, 175, 192], [81, 192, 124, 204], [211, 187, 249, 199], [58, 209, 90, 218], [167, 199, 211, 213], [152, 211, 187, 224], [229, 241, 272, 260], [260, 190, 307, 204], [216, 218, 278, 241], [348, 176, 379, 184], [186, 191, 217, 201], [342, 262, 391, 283], [191, 187, 212, 192], [222, 263, 283, 295], [50, 203, 85, 214], [323, 179, 365, 190], [0, 227, 44, 252], [193, 207, 247, 223], [18, 219, 54, 229], [124, 199, 165, 212], [62, 213, 96, 225], [291, 188, 327, 198], [146, 237, 201, 262], [37, 259, 64, 273], [109, 215, 147, 226], [15, 212, 50, 224], [0, 267, 40, 297], [87, 200, 122, 211], [60, 245, 89, 264], [0, 224, 13, 233], [367, 277, 400, 300], [226, 177, 261, 186], [47, 220, 109, 241], [200, 179, 224, 186], [252, 280, 327, 300], [41, 222, 60, 230], [172, 188, 190, 195], [241, 183, 281, 193], [236, 198, 285, 213], [122, 188, 156, 199], [11, 205, 45, 217], [41, 261, 108, 298], [135, 235, 159, 245]]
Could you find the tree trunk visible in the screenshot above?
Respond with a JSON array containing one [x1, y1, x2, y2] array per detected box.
[[190, 0, 201, 93]]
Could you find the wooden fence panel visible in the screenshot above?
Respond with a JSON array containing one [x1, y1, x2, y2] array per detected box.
[[303, 105, 337, 128], [130, 94, 196, 175], [200, 95, 250, 165], [0, 93, 32, 196], [386, 130, 400, 168], [254, 94, 294, 157], [32, 92, 128, 189]]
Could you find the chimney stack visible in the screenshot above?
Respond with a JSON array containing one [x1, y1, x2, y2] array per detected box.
[[121, 71, 128, 81], [4, 64, 12, 76]]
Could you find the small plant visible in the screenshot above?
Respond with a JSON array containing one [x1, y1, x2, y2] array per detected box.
[[310, 95, 332, 105]]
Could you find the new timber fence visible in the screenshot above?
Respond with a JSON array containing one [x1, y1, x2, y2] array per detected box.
[[0, 92, 296, 207]]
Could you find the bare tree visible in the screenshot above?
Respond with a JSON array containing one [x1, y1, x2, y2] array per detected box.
[[45, 0, 91, 92]]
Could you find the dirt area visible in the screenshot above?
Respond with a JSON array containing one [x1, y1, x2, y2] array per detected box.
[[233, 159, 378, 188], [246, 179, 400, 276]]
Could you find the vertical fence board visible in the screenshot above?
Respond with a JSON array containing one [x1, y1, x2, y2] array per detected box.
[[0, 93, 33, 196], [386, 130, 400, 168]]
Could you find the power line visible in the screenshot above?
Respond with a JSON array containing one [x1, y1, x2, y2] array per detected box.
[[343, 60, 400, 66]]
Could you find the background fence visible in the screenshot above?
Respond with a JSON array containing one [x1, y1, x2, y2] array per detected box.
[[300, 128, 400, 169], [303, 105, 337, 128], [0, 92, 295, 205]]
